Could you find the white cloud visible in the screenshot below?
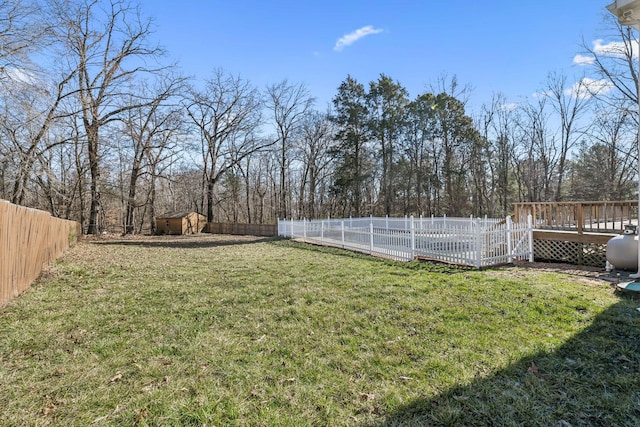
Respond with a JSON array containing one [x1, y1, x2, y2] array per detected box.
[[573, 38, 640, 66], [591, 38, 639, 59], [334, 25, 383, 51], [564, 77, 614, 99], [5, 67, 36, 84], [500, 102, 519, 111], [573, 54, 595, 66]]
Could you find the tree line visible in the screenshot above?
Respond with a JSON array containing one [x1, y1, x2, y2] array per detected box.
[[1, 0, 638, 234]]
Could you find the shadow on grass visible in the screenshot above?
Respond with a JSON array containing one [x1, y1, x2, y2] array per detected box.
[[89, 235, 279, 249], [366, 297, 640, 427]]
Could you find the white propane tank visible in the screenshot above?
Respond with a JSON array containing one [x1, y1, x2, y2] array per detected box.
[[606, 225, 639, 271]]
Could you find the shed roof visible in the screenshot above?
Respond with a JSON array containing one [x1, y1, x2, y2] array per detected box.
[[156, 211, 204, 219]]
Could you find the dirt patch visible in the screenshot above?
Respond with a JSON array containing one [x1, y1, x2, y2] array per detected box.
[[79, 232, 276, 248], [511, 260, 604, 277], [494, 259, 638, 291]]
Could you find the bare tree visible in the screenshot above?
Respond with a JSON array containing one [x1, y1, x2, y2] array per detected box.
[[0, 0, 46, 85], [570, 104, 636, 200], [265, 80, 314, 219], [581, 16, 638, 111], [0, 0, 79, 208], [480, 93, 520, 216], [50, 0, 168, 234], [543, 72, 592, 201], [185, 69, 266, 223], [0, 67, 76, 206], [296, 110, 334, 219], [144, 116, 185, 234], [120, 76, 186, 234]]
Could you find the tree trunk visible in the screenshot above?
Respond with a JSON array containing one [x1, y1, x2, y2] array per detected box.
[[87, 125, 101, 235], [280, 143, 287, 219], [207, 178, 215, 223], [149, 173, 157, 235], [124, 164, 140, 234]]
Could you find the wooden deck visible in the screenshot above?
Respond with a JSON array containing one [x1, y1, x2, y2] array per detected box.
[[513, 201, 634, 267], [532, 229, 617, 244]]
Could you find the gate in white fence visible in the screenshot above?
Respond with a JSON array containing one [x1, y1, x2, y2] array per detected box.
[[278, 216, 534, 268]]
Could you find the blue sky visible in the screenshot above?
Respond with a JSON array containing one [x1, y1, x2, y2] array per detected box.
[[145, 0, 612, 113]]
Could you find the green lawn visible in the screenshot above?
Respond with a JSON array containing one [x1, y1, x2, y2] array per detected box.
[[1, 235, 639, 426]]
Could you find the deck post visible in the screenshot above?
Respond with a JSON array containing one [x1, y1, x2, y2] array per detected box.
[[576, 203, 584, 234]]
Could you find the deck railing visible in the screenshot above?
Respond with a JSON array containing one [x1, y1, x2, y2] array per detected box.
[[514, 201, 638, 234]]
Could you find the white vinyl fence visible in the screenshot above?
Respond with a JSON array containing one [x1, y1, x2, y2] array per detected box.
[[278, 215, 534, 268]]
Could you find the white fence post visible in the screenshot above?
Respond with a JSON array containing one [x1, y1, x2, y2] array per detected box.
[[321, 220, 324, 242], [370, 222, 374, 254], [475, 218, 482, 268], [290, 218, 294, 238], [303, 218, 307, 241], [528, 214, 534, 262], [341, 220, 345, 248], [506, 215, 513, 263], [410, 215, 415, 259]]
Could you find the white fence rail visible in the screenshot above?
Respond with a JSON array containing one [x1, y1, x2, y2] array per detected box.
[[278, 215, 534, 268]]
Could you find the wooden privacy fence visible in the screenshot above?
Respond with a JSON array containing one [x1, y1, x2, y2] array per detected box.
[[0, 200, 80, 308], [207, 222, 277, 237], [278, 216, 534, 268]]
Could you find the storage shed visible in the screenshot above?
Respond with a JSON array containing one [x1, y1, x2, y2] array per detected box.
[[155, 211, 207, 235]]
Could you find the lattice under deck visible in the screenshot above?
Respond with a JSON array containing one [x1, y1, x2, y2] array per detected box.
[[534, 239, 606, 267]]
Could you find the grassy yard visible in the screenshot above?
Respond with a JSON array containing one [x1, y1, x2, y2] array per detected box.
[[1, 235, 639, 426]]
